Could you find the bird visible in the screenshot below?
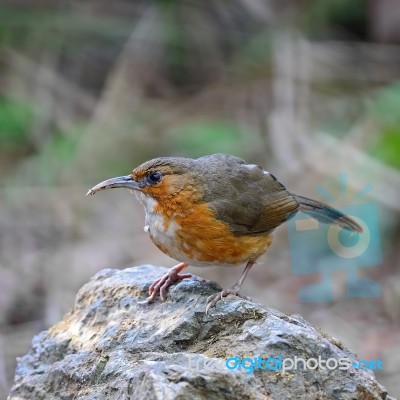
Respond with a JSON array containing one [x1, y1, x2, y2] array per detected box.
[[86, 153, 362, 314]]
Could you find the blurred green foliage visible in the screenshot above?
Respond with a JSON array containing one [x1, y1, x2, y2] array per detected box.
[[0, 97, 34, 149], [0, 6, 133, 40], [368, 82, 400, 169], [231, 32, 272, 78], [318, 95, 365, 139], [169, 119, 255, 159], [302, 0, 368, 39], [32, 127, 83, 185], [1, 0, 399, 181], [163, 5, 189, 88], [370, 82, 400, 129], [371, 133, 400, 169], [9, 126, 84, 186]]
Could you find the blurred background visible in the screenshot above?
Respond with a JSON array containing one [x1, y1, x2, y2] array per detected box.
[[1, 0, 400, 397]]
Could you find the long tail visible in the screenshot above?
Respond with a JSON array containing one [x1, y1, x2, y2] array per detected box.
[[291, 194, 363, 233]]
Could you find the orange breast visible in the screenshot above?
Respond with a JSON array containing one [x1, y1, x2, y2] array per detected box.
[[166, 203, 272, 266], [142, 181, 273, 266]]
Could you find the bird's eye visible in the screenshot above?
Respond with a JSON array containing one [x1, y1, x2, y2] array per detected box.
[[148, 171, 162, 183]]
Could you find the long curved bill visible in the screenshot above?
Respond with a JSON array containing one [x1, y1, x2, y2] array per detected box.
[[86, 175, 139, 196]]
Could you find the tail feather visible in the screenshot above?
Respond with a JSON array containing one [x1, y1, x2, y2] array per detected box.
[[292, 194, 363, 233]]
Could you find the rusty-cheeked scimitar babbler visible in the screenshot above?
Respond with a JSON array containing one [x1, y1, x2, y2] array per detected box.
[[87, 153, 362, 313]]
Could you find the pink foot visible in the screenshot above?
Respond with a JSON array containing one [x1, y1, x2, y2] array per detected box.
[[205, 285, 251, 315], [138, 263, 191, 304]]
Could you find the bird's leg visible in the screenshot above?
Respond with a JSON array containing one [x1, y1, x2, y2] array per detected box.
[[138, 262, 191, 304], [206, 261, 254, 315]]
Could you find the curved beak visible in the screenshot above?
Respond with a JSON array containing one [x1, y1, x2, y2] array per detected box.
[[86, 175, 139, 196]]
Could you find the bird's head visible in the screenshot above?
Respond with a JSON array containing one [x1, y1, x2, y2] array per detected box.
[[86, 157, 200, 206]]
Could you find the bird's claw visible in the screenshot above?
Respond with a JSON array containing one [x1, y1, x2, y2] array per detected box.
[[205, 286, 251, 315], [138, 271, 192, 304]]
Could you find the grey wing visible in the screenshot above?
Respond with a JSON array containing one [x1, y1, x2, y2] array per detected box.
[[205, 162, 299, 235]]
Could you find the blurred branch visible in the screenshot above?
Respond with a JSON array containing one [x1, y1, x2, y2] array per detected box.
[[300, 132, 400, 211], [0, 46, 97, 155], [0, 47, 96, 122], [268, 34, 400, 210], [288, 40, 400, 83], [268, 33, 303, 173], [0, 338, 7, 395], [369, 0, 400, 43]]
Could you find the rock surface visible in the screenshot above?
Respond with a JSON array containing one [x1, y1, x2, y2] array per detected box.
[[9, 265, 395, 400]]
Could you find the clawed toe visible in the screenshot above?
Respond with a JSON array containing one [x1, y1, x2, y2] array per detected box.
[[138, 264, 191, 305], [205, 287, 250, 315], [137, 296, 154, 305]]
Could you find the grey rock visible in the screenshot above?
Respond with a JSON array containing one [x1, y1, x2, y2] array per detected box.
[[8, 265, 395, 400]]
